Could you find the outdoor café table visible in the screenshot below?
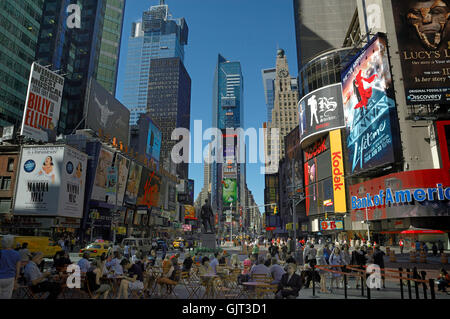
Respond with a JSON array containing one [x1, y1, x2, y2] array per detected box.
[[200, 274, 218, 299], [242, 281, 272, 299]]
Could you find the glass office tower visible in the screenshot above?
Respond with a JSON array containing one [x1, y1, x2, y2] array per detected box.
[[211, 54, 245, 229], [261, 68, 276, 122], [0, 0, 44, 128], [35, 0, 126, 134], [122, 2, 188, 125]]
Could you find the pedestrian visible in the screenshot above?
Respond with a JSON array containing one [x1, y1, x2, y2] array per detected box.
[[399, 238, 404, 254], [124, 243, 130, 259], [372, 245, 386, 289], [0, 235, 21, 299], [161, 240, 168, 260], [252, 242, 259, 260], [323, 244, 331, 264], [316, 247, 330, 293], [328, 247, 343, 289], [437, 268, 450, 293], [24, 252, 62, 299], [438, 240, 444, 255], [78, 253, 91, 273], [415, 240, 421, 252], [351, 245, 366, 289], [432, 242, 438, 256]]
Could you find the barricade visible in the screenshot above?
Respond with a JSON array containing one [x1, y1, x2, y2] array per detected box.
[[315, 264, 436, 299]]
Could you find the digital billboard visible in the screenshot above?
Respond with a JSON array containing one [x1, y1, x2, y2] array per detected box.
[[222, 178, 237, 204], [319, 219, 344, 231], [20, 63, 64, 142], [14, 145, 87, 218], [146, 120, 161, 163], [349, 169, 450, 221], [91, 147, 114, 202], [124, 162, 142, 205], [329, 129, 347, 213], [85, 79, 130, 146], [184, 205, 196, 220], [187, 179, 194, 206], [342, 34, 399, 175], [285, 126, 303, 190], [391, 0, 450, 104], [137, 167, 161, 208], [107, 153, 130, 206], [299, 83, 345, 143]]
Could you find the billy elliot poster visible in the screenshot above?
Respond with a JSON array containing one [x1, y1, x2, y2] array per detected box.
[[14, 145, 87, 218], [392, 0, 450, 104], [20, 63, 64, 142], [341, 34, 400, 175]]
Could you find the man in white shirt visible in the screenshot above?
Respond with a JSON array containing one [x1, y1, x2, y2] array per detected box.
[[209, 252, 219, 274]]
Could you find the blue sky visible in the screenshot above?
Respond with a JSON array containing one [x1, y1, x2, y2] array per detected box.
[[116, 0, 298, 209]]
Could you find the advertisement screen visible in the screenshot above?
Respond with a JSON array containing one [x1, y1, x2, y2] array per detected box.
[[391, 0, 450, 104], [349, 169, 450, 221], [319, 220, 344, 231], [187, 179, 194, 205], [222, 178, 237, 204], [124, 162, 142, 205], [299, 83, 345, 143], [329, 129, 347, 213], [91, 148, 114, 201], [86, 79, 130, 145], [342, 34, 399, 175], [285, 126, 304, 190], [184, 205, 196, 220], [107, 153, 130, 206], [20, 63, 64, 142], [137, 167, 161, 208], [14, 146, 87, 218], [146, 120, 162, 163]]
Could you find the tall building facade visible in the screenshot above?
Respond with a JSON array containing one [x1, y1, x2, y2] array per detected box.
[[146, 57, 191, 179], [265, 49, 299, 162], [36, 0, 126, 134], [0, 0, 44, 128], [122, 1, 188, 125], [211, 54, 245, 232], [261, 68, 276, 121], [293, 0, 356, 70]]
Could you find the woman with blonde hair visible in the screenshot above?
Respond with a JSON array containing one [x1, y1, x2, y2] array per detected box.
[[315, 247, 330, 293], [328, 247, 343, 290]]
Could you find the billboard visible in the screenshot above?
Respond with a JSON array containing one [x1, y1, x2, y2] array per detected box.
[[357, 0, 386, 40], [285, 126, 303, 190], [299, 83, 345, 143], [329, 129, 347, 213], [146, 120, 162, 163], [349, 169, 450, 221], [391, 0, 450, 104], [85, 79, 130, 145], [222, 178, 237, 204], [342, 34, 399, 175], [137, 167, 161, 208], [91, 147, 114, 201], [21, 63, 64, 142], [124, 162, 142, 205], [14, 145, 87, 218], [319, 219, 344, 231], [105, 167, 117, 196], [184, 205, 196, 220], [107, 153, 130, 206], [187, 179, 194, 206], [1, 125, 14, 141]]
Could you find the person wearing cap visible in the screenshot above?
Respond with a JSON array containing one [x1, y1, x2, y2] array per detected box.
[[24, 252, 62, 299], [0, 235, 21, 299]]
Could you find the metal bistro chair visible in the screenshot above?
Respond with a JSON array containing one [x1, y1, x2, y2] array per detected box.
[[180, 271, 201, 299]]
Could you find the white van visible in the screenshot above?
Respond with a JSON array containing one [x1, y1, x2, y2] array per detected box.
[[121, 238, 152, 254]]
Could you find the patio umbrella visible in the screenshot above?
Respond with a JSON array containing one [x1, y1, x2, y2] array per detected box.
[[400, 226, 445, 234]]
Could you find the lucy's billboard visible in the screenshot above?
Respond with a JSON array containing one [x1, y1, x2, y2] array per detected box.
[[342, 34, 400, 175], [392, 0, 450, 104], [14, 145, 87, 218]]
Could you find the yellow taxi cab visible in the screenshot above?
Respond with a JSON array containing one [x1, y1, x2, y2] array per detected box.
[[79, 239, 112, 258], [172, 238, 185, 249], [0, 235, 62, 258]]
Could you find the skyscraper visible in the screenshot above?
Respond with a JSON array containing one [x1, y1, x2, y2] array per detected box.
[[261, 68, 276, 121], [265, 49, 299, 162], [36, 0, 126, 134], [146, 57, 191, 179], [211, 54, 245, 231], [293, 0, 356, 70], [0, 0, 44, 128], [122, 1, 188, 125]]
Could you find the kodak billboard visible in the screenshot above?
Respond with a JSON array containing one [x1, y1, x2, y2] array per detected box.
[[329, 129, 346, 213]]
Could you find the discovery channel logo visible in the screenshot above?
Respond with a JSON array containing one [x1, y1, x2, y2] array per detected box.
[[407, 93, 442, 102]]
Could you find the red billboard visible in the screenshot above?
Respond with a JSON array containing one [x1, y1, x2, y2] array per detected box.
[[349, 169, 450, 221]]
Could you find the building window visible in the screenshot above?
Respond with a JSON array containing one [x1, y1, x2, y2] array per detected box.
[[0, 177, 11, 190], [7, 158, 14, 172]]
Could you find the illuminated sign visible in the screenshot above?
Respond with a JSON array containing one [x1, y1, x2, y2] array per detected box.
[[329, 129, 346, 212], [351, 184, 450, 210], [303, 135, 329, 162], [320, 220, 344, 231]]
